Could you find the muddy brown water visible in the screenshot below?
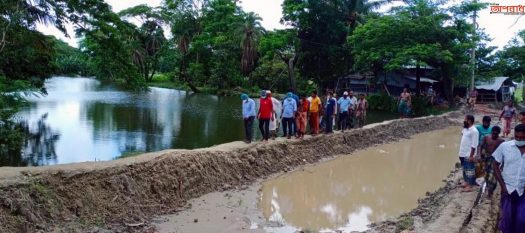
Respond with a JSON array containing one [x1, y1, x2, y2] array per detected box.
[[259, 127, 460, 232], [155, 127, 461, 233]]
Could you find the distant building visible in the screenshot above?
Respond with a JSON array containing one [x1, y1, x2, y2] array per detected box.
[[335, 73, 374, 94], [335, 66, 439, 96], [475, 77, 515, 103]]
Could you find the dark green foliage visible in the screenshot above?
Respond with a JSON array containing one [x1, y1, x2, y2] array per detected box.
[[0, 28, 56, 89], [53, 37, 92, 76], [367, 93, 398, 112], [367, 93, 450, 117], [351, 0, 488, 103], [282, 0, 351, 85]]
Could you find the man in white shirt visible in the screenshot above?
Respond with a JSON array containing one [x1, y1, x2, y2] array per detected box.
[[241, 93, 256, 143], [493, 124, 525, 233], [267, 91, 282, 140], [459, 115, 479, 192]]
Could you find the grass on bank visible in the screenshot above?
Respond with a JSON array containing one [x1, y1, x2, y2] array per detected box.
[[147, 73, 276, 98]]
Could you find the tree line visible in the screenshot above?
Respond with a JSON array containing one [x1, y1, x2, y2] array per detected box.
[[1, 0, 524, 159], [2, 0, 525, 102]]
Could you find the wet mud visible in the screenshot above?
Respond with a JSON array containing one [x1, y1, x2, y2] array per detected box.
[[0, 112, 488, 232], [259, 127, 460, 232]]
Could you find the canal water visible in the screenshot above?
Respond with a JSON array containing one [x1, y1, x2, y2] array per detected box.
[[258, 127, 460, 232], [9, 77, 396, 167]]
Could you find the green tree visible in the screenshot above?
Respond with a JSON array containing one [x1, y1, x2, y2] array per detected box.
[[497, 31, 525, 80], [350, 0, 486, 104], [237, 12, 264, 77], [281, 0, 391, 88], [79, 16, 143, 87], [0, 0, 116, 158], [165, 0, 209, 92], [119, 5, 167, 82], [259, 29, 298, 90], [52, 37, 92, 76]]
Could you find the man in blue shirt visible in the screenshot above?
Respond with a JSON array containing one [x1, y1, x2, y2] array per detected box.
[[324, 91, 337, 133], [337, 91, 352, 132], [281, 92, 297, 139], [288, 88, 300, 136], [241, 93, 256, 143]]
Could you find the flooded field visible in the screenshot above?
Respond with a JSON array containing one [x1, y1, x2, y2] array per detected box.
[[259, 127, 460, 232], [155, 126, 460, 233]]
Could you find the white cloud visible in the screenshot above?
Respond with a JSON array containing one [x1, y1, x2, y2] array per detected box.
[[239, 0, 287, 30]]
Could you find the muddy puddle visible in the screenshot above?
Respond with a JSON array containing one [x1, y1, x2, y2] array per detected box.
[[155, 127, 460, 233], [259, 127, 460, 232]]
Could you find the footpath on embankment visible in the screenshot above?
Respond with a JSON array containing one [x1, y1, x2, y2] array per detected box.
[[0, 110, 500, 233]]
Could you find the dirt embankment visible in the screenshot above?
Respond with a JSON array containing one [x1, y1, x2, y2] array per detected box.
[[0, 113, 460, 232]]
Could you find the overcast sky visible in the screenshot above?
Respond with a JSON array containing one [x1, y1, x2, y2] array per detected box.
[[37, 0, 525, 50]]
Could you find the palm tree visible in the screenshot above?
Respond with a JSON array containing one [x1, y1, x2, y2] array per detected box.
[[171, 11, 200, 92], [120, 5, 167, 82], [237, 12, 265, 77], [1, 0, 60, 53]]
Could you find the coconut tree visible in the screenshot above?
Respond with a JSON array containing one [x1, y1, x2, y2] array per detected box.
[[119, 5, 167, 82], [164, 0, 207, 92], [237, 12, 265, 77]]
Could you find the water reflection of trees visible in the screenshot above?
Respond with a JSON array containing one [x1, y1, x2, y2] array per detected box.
[[84, 91, 245, 153], [0, 114, 60, 167], [85, 102, 167, 152], [172, 93, 244, 148]]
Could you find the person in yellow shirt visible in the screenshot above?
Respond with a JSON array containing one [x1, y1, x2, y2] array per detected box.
[[309, 91, 322, 135]]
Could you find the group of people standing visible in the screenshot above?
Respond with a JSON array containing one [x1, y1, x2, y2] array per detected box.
[[459, 110, 525, 233], [241, 89, 368, 143]]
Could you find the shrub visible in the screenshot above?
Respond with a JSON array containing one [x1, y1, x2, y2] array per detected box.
[[367, 92, 451, 117], [367, 93, 397, 112]]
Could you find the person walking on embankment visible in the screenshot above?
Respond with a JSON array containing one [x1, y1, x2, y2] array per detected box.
[[468, 89, 478, 110], [337, 91, 351, 132], [241, 93, 256, 144], [479, 126, 504, 198], [281, 92, 297, 139], [289, 89, 300, 137], [258, 91, 273, 142], [355, 93, 368, 128], [499, 101, 517, 138], [309, 91, 322, 135], [324, 91, 336, 134], [267, 91, 281, 140], [459, 114, 479, 192], [348, 91, 358, 128], [296, 96, 308, 139], [474, 116, 493, 183], [492, 124, 525, 233], [476, 116, 493, 143], [398, 88, 412, 118]]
